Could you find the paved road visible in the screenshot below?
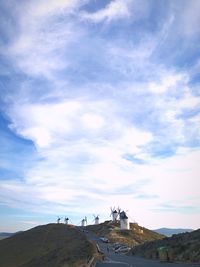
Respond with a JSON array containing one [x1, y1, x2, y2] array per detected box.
[[99, 254, 200, 267], [80, 228, 199, 267]]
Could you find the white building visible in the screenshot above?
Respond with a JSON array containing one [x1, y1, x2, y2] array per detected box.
[[95, 215, 99, 225], [81, 217, 87, 227], [64, 217, 69, 224], [110, 207, 118, 221], [119, 211, 130, 230]]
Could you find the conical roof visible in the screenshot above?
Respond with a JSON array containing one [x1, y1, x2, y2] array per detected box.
[[120, 211, 128, 219]]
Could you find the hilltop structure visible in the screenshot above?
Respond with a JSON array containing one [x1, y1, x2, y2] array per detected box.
[[94, 215, 100, 225], [119, 210, 130, 230], [64, 217, 69, 224], [110, 207, 118, 221], [81, 217, 87, 227]]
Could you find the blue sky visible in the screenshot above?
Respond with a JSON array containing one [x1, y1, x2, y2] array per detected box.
[[0, 0, 200, 232]]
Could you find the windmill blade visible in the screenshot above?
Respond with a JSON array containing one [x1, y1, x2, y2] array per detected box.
[[110, 207, 114, 216], [117, 207, 121, 214], [110, 206, 115, 212]]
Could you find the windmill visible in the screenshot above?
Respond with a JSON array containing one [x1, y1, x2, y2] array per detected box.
[[64, 217, 69, 225], [93, 214, 100, 225], [119, 210, 130, 230], [81, 216, 87, 227], [57, 216, 61, 224], [110, 207, 118, 221]]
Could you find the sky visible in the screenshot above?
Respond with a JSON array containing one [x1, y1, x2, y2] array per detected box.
[[0, 0, 200, 232]]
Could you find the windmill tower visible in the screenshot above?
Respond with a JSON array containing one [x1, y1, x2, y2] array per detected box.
[[64, 217, 69, 225], [93, 214, 100, 225], [81, 216, 87, 227], [119, 210, 130, 230], [110, 207, 118, 221], [57, 217, 61, 224]]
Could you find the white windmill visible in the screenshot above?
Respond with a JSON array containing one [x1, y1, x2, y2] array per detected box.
[[81, 216, 87, 227], [110, 207, 118, 221], [119, 210, 130, 230], [64, 217, 69, 225], [93, 214, 100, 225]]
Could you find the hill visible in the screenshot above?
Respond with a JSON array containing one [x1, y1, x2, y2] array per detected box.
[[130, 229, 200, 263], [153, 228, 193, 237], [0, 223, 96, 267], [86, 220, 164, 247], [0, 232, 15, 240]]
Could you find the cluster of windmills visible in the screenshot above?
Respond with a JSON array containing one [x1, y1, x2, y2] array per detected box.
[[57, 217, 69, 224], [110, 207, 130, 230], [57, 207, 130, 230]]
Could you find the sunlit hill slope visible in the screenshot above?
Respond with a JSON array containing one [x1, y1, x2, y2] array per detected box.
[[86, 220, 164, 247]]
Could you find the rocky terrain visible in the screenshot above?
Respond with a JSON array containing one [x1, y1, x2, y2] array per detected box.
[[0, 223, 97, 267], [130, 229, 200, 263]]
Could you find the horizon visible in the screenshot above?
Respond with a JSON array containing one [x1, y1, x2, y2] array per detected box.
[[0, 0, 200, 232]]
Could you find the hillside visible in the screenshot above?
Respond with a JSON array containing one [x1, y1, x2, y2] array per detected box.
[[0, 232, 15, 240], [86, 220, 164, 247], [130, 229, 200, 263], [0, 223, 96, 267], [153, 228, 193, 237]]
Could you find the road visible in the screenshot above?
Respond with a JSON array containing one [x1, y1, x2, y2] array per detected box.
[[81, 228, 200, 267], [97, 254, 200, 267]]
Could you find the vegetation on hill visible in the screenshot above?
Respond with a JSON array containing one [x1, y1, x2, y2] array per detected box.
[[130, 229, 200, 263], [86, 220, 164, 247], [0, 223, 96, 267]]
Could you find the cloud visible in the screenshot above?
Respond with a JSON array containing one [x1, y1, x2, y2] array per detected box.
[[0, 0, 200, 230], [135, 194, 159, 199], [176, 0, 200, 36], [81, 0, 131, 23], [149, 73, 186, 94], [28, 0, 85, 18], [5, 0, 85, 80]]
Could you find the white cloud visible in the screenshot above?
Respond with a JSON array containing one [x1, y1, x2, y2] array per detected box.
[[81, 113, 105, 130], [1, 0, 200, 231], [178, 87, 200, 109], [149, 73, 187, 94], [1, 147, 199, 229], [28, 0, 84, 18], [8, 101, 82, 147], [81, 0, 131, 23], [6, 0, 84, 79], [116, 127, 153, 154]]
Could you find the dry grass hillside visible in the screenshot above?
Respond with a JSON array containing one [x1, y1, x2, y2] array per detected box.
[[130, 229, 200, 263], [86, 220, 164, 247], [0, 223, 96, 267]]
